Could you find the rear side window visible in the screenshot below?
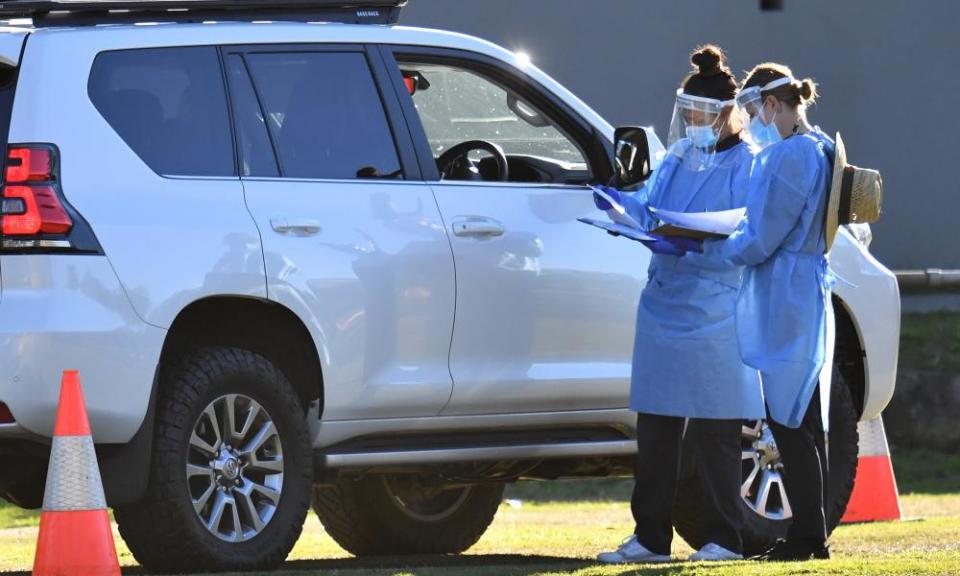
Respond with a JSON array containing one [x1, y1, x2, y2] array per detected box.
[[88, 47, 234, 177], [225, 54, 278, 177], [244, 51, 402, 180]]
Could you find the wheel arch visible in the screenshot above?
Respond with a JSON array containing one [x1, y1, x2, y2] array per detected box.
[[159, 296, 325, 417], [833, 295, 867, 419], [102, 296, 324, 507]]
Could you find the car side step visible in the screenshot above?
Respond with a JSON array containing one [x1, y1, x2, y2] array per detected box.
[[319, 439, 637, 468]]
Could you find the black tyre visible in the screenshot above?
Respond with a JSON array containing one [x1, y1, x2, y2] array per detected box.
[[114, 347, 313, 574], [312, 475, 504, 556], [0, 464, 46, 509], [674, 367, 860, 555]]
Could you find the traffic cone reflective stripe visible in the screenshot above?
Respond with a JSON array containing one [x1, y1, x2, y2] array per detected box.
[[42, 435, 108, 510], [33, 370, 120, 576], [840, 415, 902, 523]]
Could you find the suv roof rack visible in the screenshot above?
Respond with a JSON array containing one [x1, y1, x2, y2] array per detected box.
[[0, 0, 407, 27]]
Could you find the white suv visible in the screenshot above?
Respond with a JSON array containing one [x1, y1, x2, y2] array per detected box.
[[0, 1, 900, 572]]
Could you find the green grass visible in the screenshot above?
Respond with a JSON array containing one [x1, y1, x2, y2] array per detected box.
[[2, 492, 960, 575], [898, 311, 960, 373], [893, 450, 960, 495], [0, 445, 955, 575], [1, 432, 957, 574], [0, 504, 39, 530]]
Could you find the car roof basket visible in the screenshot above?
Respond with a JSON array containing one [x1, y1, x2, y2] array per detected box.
[[0, 0, 408, 27]]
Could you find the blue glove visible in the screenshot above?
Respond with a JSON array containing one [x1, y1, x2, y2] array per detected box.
[[641, 235, 704, 256], [666, 236, 704, 253], [592, 185, 622, 211], [641, 235, 686, 256]]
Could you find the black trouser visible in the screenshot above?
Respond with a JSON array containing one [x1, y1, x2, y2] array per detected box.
[[767, 383, 829, 545], [631, 413, 743, 555]]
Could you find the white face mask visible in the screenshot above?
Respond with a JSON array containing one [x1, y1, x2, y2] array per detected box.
[[685, 125, 719, 149], [748, 109, 782, 149]]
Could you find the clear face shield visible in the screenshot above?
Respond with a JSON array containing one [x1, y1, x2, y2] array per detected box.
[[737, 76, 794, 149], [666, 90, 736, 171]]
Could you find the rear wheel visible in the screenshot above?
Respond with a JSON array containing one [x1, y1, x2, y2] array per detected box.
[[115, 347, 313, 573], [312, 474, 504, 556], [674, 368, 860, 555]]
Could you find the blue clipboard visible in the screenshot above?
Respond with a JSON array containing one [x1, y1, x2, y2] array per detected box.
[[578, 217, 656, 243]]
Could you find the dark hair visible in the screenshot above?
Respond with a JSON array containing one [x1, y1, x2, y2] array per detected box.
[[681, 44, 737, 101], [742, 62, 819, 107]]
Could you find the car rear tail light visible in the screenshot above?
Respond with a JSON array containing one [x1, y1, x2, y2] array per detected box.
[[0, 144, 101, 253], [0, 402, 13, 424], [6, 147, 52, 183], [2, 185, 72, 235]]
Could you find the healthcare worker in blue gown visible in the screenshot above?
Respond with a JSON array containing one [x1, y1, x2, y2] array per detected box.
[[698, 63, 835, 562], [596, 46, 765, 565]]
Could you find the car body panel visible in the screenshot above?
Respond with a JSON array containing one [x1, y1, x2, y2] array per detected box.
[[316, 407, 637, 448], [9, 30, 267, 331], [830, 228, 901, 419], [430, 181, 643, 415], [0, 27, 28, 67], [0, 256, 165, 443], [243, 178, 458, 420]]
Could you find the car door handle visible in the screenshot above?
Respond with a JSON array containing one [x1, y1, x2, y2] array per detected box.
[[270, 217, 322, 236], [451, 217, 504, 238]]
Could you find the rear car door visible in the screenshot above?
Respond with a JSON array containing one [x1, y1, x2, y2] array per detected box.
[[380, 46, 647, 415], [224, 44, 456, 420]]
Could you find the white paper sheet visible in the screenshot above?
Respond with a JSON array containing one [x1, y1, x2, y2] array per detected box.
[[649, 207, 746, 237], [591, 186, 642, 229]]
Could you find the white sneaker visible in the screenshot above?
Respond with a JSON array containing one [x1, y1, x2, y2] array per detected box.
[[688, 542, 744, 562], [597, 535, 672, 564]]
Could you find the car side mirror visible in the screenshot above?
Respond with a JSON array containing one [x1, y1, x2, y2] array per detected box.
[[401, 70, 430, 95], [613, 126, 653, 190]]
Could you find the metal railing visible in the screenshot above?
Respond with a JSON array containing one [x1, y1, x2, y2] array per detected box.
[[896, 269, 960, 293]]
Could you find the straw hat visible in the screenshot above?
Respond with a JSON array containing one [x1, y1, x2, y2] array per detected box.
[[826, 132, 883, 250]]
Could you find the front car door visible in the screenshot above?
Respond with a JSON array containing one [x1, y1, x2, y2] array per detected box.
[[223, 44, 456, 420], [380, 46, 648, 415]]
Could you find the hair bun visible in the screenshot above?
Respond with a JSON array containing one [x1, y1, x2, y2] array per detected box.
[[800, 78, 819, 104], [690, 45, 726, 77]]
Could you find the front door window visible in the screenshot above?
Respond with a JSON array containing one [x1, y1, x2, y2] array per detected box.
[[398, 61, 591, 184]]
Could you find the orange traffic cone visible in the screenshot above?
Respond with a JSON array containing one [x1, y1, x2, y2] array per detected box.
[[33, 370, 121, 576], [840, 415, 902, 523]]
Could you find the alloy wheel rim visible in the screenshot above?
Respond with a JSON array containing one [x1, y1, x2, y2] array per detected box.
[[741, 420, 792, 521], [382, 476, 473, 523], [187, 394, 284, 542]]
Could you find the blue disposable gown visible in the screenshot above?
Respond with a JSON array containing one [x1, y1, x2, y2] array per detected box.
[[704, 131, 833, 428], [622, 140, 765, 420]]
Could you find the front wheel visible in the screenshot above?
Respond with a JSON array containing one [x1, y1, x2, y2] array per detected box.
[[674, 368, 860, 555], [312, 475, 504, 556]]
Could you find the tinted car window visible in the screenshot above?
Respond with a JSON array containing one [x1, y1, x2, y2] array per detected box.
[[88, 47, 234, 177], [225, 55, 279, 177], [245, 51, 402, 180]]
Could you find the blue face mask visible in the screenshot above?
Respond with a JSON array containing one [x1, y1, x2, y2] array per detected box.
[[749, 113, 782, 149], [686, 125, 719, 149]]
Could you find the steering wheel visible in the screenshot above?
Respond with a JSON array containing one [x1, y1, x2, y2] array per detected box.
[[437, 140, 509, 182]]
